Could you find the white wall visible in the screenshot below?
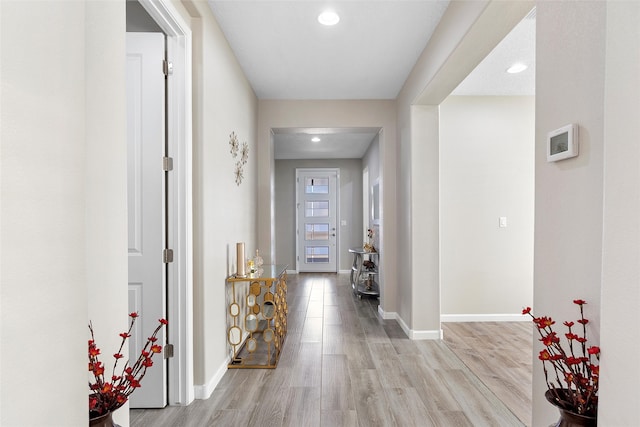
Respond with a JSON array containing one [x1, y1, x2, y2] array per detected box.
[[1, 1, 128, 425], [440, 96, 534, 319], [408, 105, 441, 338], [86, 1, 130, 425], [182, 0, 258, 396], [599, 2, 640, 424], [534, 2, 605, 425], [275, 159, 363, 272]]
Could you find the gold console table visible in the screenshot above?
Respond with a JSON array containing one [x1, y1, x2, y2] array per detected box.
[[226, 264, 288, 368]]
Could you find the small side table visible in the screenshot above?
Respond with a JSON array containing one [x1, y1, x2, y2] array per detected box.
[[348, 248, 380, 299]]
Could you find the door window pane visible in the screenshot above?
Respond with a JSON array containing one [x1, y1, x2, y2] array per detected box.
[[305, 177, 329, 194], [305, 201, 329, 217], [305, 246, 329, 263], [305, 223, 329, 240]]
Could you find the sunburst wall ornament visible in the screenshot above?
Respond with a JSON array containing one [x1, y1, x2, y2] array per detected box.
[[241, 142, 249, 165], [229, 131, 239, 158], [234, 161, 244, 186]]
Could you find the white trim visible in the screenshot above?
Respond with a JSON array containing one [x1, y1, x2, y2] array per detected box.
[[411, 329, 443, 340], [338, 269, 350, 274], [139, 0, 194, 406], [377, 305, 396, 320], [194, 357, 229, 400], [395, 314, 411, 337], [441, 313, 529, 323], [379, 306, 442, 340], [286, 269, 298, 275]]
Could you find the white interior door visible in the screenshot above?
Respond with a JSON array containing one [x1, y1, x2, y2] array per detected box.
[[296, 169, 339, 272], [126, 32, 167, 408]]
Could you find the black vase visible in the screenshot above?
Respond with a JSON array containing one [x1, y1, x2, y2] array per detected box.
[[89, 411, 113, 427], [545, 389, 597, 427]]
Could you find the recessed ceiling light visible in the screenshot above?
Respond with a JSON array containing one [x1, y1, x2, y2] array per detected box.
[[506, 63, 528, 74], [311, 137, 321, 142], [318, 10, 340, 26]]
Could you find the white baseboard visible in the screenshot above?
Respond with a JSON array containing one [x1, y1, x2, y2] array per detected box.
[[411, 329, 443, 340], [194, 357, 229, 400], [440, 313, 528, 322], [377, 305, 396, 320], [378, 306, 442, 340], [289, 270, 351, 274]]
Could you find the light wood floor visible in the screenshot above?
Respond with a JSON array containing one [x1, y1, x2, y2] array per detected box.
[[442, 322, 532, 426], [131, 273, 531, 426]]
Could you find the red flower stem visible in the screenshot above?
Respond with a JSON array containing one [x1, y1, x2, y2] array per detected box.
[[120, 321, 164, 397], [90, 317, 166, 414], [88, 322, 104, 387], [111, 316, 136, 387], [578, 305, 590, 382]]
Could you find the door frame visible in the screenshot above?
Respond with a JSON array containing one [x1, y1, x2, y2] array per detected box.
[[295, 168, 340, 273], [138, 0, 194, 406]]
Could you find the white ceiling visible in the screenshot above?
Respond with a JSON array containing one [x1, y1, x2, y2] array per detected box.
[[208, 0, 450, 100], [451, 8, 536, 96], [207, 1, 535, 159]]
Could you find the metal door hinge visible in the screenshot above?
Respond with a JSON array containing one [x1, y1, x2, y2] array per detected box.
[[163, 156, 173, 171], [163, 60, 173, 76], [164, 343, 174, 359], [163, 248, 174, 263]]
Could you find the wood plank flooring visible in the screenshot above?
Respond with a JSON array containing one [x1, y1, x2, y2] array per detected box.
[[442, 322, 532, 426], [131, 273, 530, 427]]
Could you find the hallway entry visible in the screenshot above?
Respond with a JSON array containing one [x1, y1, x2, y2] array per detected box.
[[296, 168, 339, 272], [126, 0, 194, 407]]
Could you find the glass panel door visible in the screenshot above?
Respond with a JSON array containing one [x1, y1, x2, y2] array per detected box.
[[296, 169, 338, 272]]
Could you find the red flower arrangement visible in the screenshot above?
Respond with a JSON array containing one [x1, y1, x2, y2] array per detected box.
[[88, 313, 167, 417], [522, 299, 600, 417]]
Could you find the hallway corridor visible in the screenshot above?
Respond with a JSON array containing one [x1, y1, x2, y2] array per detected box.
[[131, 273, 528, 426]]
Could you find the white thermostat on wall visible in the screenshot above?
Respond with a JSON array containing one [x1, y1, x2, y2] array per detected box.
[[547, 123, 579, 162]]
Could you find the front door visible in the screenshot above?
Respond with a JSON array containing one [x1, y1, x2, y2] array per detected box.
[[296, 169, 339, 272], [126, 32, 167, 408]]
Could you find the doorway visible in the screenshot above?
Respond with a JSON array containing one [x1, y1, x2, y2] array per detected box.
[[438, 8, 535, 322], [126, 0, 194, 407], [296, 168, 339, 272], [126, 31, 168, 408]]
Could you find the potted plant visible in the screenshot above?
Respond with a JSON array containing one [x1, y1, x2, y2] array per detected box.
[[522, 299, 600, 426], [88, 313, 167, 426]]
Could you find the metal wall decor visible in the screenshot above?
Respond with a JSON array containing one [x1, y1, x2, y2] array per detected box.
[[234, 161, 244, 186], [241, 141, 249, 164], [229, 131, 249, 185], [229, 131, 239, 157]]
